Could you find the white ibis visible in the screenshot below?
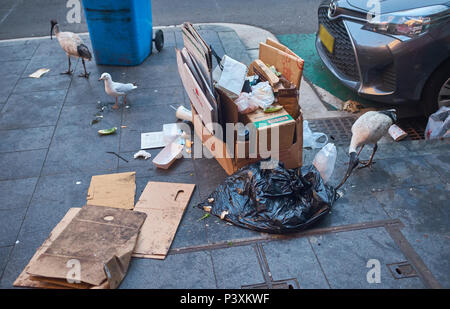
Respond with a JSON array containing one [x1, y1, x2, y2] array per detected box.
[[336, 109, 397, 189], [50, 20, 92, 78], [98, 73, 137, 109]]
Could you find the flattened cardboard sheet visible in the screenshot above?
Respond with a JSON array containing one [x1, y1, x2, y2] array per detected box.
[[14, 208, 82, 289], [133, 182, 196, 259], [87, 172, 136, 210], [26, 205, 147, 289]]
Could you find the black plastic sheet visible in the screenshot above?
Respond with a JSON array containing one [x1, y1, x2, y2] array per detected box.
[[197, 161, 338, 234]]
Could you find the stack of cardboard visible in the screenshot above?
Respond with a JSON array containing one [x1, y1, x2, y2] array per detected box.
[[176, 24, 305, 175], [14, 172, 195, 289]]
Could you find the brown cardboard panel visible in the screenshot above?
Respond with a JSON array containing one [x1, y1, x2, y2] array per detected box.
[[132, 182, 196, 259], [26, 206, 147, 288], [14, 208, 81, 289], [86, 172, 136, 210], [259, 42, 304, 89], [176, 48, 215, 129], [266, 38, 302, 59]]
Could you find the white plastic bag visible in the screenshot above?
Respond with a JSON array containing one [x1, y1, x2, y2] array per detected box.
[[249, 81, 275, 110], [234, 92, 259, 114], [213, 55, 248, 97], [425, 106, 450, 140], [313, 143, 337, 183], [303, 120, 328, 149]]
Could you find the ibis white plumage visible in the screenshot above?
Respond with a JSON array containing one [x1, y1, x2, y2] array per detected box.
[[98, 73, 137, 109], [50, 20, 92, 78], [336, 109, 397, 189]]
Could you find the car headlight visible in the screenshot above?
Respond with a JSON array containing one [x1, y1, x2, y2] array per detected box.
[[362, 5, 449, 38]]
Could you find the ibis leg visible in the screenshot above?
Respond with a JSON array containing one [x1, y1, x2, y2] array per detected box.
[[112, 97, 119, 109], [78, 58, 90, 78], [358, 143, 378, 169], [124, 95, 127, 106], [61, 56, 73, 75]]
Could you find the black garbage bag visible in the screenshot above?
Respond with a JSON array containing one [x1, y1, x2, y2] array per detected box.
[[197, 161, 338, 234]]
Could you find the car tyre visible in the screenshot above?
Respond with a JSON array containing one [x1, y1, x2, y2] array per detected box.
[[422, 58, 450, 117]]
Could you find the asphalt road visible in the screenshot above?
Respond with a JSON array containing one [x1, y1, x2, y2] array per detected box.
[[0, 0, 322, 40]]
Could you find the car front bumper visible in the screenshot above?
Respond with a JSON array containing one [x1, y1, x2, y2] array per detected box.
[[316, 5, 440, 104]]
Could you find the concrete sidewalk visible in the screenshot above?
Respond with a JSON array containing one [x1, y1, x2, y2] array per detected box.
[[0, 24, 448, 289]]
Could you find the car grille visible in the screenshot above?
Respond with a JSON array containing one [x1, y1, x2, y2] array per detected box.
[[381, 63, 396, 92], [318, 7, 359, 81]]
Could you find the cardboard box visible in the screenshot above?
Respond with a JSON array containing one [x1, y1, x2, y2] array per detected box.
[[178, 27, 304, 175], [243, 106, 296, 151]]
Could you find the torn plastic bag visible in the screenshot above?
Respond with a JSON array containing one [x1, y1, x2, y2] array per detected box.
[[197, 161, 338, 234]]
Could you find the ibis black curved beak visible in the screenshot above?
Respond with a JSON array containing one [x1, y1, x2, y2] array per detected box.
[[336, 152, 359, 190], [50, 20, 57, 40]]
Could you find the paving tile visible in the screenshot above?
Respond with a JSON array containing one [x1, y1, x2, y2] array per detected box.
[[402, 139, 450, 156], [22, 55, 78, 78], [0, 234, 45, 289], [218, 31, 251, 66], [0, 149, 47, 181], [18, 173, 91, 236], [13, 74, 72, 93], [120, 251, 216, 289], [0, 74, 20, 105], [0, 177, 38, 210], [0, 43, 38, 61], [42, 125, 119, 176], [0, 60, 29, 76], [400, 227, 450, 288], [423, 153, 450, 183], [373, 184, 449, 234], [0, 126, 54, 153], [211, 245, 264, 288], [0, 246, 12, 278], [314, 189, 389, 229], [192, 157, 229, 200], [57, 101, 121, 128], [310, 228, 425, 288], [332, 155, 442, 191], [0, 90, 66, 130], [0, 208, 27, 247], [262, 237, 329, 289], [125, 86, 185, 107]]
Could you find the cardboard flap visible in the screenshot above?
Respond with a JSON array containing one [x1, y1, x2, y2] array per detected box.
[[133, 182, 195, 259], [86, 172, 136, 210], [259, 42, 304, 89], [27, 206, 147, 287]]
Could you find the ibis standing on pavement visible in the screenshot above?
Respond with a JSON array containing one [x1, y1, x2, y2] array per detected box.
[[50, 20, 92, 78], [336, 109, 398, 189]]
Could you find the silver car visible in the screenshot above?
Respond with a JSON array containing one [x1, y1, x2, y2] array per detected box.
[[316, 0, 450, 115]]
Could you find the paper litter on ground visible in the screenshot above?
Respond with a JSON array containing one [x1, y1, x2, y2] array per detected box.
[[141, 131, 165, 149], [29, 68, 50, 78]]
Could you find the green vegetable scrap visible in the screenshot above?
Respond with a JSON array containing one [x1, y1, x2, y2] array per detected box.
[[264, 106, 283, 113], [98, 127, 117, 135]]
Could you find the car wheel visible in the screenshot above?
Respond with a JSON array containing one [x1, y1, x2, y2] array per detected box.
[[422, 58, 450, 116]]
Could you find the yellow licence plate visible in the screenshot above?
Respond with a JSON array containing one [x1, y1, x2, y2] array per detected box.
[[319, 24, 334, 54]]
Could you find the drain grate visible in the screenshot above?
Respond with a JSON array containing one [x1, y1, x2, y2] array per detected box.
[[242, 279, 299, 289], [308, 116, 357, 146], [397, 117, 427, 140], [387, 262, 418, 279], [307, 115, 426, 145]]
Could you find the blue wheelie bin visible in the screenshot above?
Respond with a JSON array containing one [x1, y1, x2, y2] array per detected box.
[[81, 0, 163, 66]]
